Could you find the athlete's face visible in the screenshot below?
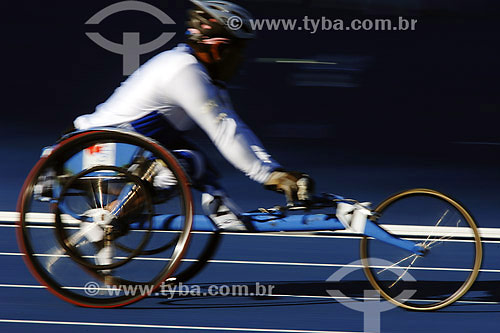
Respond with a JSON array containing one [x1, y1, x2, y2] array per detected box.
[[215, 40, 246, 82]]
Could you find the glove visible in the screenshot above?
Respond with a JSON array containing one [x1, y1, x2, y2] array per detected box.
[[264, 170, 314, 204]]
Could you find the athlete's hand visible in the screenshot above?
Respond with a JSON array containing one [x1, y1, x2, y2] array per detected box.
[[264, 170, 314, 205]]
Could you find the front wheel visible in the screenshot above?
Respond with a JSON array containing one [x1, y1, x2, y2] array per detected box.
[[360, 188, 482, 311]]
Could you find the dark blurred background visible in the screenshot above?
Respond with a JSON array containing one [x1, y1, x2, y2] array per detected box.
[[2, 0, 500, 153]]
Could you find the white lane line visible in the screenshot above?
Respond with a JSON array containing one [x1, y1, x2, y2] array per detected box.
[[0, 284, 46, 289], [0, 212, 79, 224], [1, 224, 364, 239], [201, 260, 500, 273], [0, 319, 357, 332], [5, 223, 500, 244], [3, 211, 500, 240], [1, 251, 499, 273]]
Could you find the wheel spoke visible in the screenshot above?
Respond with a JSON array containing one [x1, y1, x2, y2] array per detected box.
[[422, 209, 449, 247], [376, 253, 418, 275], [388, 255, 419, 288], [425, 219, 463, 249]]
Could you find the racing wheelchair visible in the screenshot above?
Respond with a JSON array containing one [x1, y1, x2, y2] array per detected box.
[[17, 128, 483, 310]]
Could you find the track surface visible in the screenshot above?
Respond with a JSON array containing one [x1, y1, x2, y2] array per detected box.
[[0, 134, 499, 332]]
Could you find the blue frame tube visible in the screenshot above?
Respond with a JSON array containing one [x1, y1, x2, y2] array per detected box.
[[130, 213, 423, 255], [364, 218, 424, 255]]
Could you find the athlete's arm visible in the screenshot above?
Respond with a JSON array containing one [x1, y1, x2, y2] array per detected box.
[[166, 64, 281, 184]]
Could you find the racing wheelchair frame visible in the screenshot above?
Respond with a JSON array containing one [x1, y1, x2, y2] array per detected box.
[[17, 129, 482, 310]]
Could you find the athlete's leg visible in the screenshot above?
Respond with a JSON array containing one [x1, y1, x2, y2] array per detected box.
[[129, 111, 250, 231], [129, 111, 221, 189]]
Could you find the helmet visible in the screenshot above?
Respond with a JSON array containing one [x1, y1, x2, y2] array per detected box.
[[187, 0, 256, 41]]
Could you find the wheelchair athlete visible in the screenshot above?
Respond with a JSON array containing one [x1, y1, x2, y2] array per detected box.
[[71, 0, 314, 231]]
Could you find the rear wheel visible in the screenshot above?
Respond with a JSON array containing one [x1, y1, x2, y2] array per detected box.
[[360, 188, 482, 311], [17, 130, 194, 308]]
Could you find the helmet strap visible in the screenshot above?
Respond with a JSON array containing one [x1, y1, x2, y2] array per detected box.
[[193, 49, 213, 64], [210, 44, 222, 62], [192, 40, 229, 64]]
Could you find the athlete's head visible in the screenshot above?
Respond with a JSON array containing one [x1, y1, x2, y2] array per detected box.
[[186, 0, 255, 82]]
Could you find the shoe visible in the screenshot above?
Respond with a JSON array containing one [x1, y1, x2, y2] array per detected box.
[[202, 193, 250, 231]]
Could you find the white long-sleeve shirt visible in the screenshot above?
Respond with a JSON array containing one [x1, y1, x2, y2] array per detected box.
[[74, 44, 281, 183]]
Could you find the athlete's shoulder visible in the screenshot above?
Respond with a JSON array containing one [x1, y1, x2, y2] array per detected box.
[[148, 44, 199, 70]]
